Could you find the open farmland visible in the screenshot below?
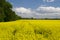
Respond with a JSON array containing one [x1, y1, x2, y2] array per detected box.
[[0, 20, 60, 40]]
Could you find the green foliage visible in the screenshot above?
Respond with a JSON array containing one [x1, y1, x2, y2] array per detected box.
[[0, 7, 5, 22], [0, 0, 21, 22]]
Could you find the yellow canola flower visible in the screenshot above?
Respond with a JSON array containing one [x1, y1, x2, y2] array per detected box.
[[0, 20, 60, 40]]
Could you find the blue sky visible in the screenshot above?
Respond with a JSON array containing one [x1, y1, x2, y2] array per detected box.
[[8, 0, 60, 8], [7, 0, 60, 18]]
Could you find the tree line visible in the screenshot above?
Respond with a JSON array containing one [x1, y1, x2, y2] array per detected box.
[[0, 0, 21, 22]]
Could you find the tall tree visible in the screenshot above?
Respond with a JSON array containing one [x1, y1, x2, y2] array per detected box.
[[0, 0, 21, 22]]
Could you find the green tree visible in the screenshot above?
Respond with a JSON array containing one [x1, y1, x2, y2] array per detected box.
[[0, 0, 21, 22]]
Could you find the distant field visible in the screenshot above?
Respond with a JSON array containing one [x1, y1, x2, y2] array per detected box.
[[0, 20, 60, 40]]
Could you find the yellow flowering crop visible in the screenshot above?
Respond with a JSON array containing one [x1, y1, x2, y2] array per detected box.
[[0, 20, 60, 40]]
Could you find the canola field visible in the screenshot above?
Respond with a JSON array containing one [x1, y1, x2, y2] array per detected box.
[[0, 20, 60, 40]]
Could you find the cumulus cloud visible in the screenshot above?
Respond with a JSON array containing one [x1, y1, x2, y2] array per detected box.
[[14, 7, 32, 14], [43, 0, 54, 2], [13, 7, 35, 18], [37, 6, 60, 13], [13, 6, 60, 18]]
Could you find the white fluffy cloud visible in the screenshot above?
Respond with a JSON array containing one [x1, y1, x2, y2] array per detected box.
[[43, 0, 54, 2], [13, 6, 60, 18], [14, 7, 32, 14], [37, 6, 60, 13], [14, 7, 35, 18]]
